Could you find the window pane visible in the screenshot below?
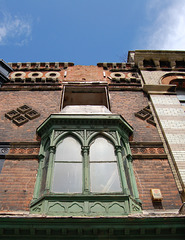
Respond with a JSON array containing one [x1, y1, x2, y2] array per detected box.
[[52, 163, 82, 193], [55, 137, 81, 162], [90, 163, 122, 192], [90, 137, 116, 162]]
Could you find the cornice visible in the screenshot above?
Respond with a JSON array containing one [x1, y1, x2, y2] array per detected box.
[[37, 114, 133, 137]]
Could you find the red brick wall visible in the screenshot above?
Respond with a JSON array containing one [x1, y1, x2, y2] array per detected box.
[[109, 91, 161, 142], [0, 159, 38, 211], [0, 91, 62, 142], [0, 68, 182, 212], [66, 66, 104, 82], [133, 159, 181, 210]]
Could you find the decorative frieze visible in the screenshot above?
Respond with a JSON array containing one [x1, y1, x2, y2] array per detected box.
[[109, 71, 141, 84], [9, 71, 61, 83], [31, 195, 141, 216]]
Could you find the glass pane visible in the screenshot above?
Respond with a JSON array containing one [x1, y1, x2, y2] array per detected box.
[[90, 137, 116, 162], [52, 163, 82, 193], [55, 137, 81, 162], [90, 162, 122, 192]]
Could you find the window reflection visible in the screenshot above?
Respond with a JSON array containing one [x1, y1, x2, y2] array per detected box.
[[52, 136, 82, 193], [55, 136, 82, 162], [90, 137, 122, 193]]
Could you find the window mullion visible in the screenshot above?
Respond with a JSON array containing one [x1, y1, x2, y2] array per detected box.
[[82, 146, 90, 194], [127, 154, 140, 201], [32, 154, 44, 200], [45, 146, 56, 193], [115, 146, 130, 195]]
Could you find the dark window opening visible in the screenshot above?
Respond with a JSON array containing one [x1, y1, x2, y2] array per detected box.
[[62, 86, 110, 109], [160, 61, 171, 68], [143, 59, 155, 68], [176, 61, 185, 68]]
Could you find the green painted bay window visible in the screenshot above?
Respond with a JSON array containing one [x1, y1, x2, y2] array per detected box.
[[30, 113, 142, 216]]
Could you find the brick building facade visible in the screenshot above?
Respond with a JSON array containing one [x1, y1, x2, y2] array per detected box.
[[0, 51, 185, 239]]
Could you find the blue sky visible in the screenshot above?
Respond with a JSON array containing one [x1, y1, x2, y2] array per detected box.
[[0, 0, 184, 65]]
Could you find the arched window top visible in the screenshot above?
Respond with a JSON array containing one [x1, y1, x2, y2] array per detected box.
[[55, 136, 82, 162], [90, 137, 116, 162], [161, 73, 185, 86], [54, 131, 83, 146], [87, 131, 118, 146]]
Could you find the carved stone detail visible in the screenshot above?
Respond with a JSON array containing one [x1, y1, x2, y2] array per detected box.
[[132, 203, 140, 212], [86, 130, 95, 140], [109, 131, 117, 141], [31, 198, 141, 215], [49, 146, 56, 154], [75, 130, 84, 139], [81, 146, 90, 155], [49, 203, 65, 213], [90, 203, 106, 214], [54, 131, 65, 139], [68, 203, 83, 213], [32, 204, 42, 213], [108, 203, 126, 214]]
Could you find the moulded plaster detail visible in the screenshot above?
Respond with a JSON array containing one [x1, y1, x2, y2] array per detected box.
[[49, 203, 65, 213], [108, 203, 125, 214], [90, 203, 106, 214], [68, 203, 83, 213], [54, 131, 65, 140], [28, 72, 43, 78]]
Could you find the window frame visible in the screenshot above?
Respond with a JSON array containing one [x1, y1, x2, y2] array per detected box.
[[50, 133, 127, 195], [61, 84, 110, 110], [31, 114, 142, 216]]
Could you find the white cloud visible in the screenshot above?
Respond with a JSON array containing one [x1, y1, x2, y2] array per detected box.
[[146, 0, 185, 50], [0, 11, 32, 46]]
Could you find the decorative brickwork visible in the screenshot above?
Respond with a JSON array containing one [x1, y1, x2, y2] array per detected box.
[[110, 91, 161, 142], [135, 106, 156, 126], [12, 114, 29, 126], [109, 71, 141, 85], [8, 62, 74, 70], [5, 110, 20, 120], [0, 91, 61, 142], [10, 71, 61, 84], [5, 105, 40, 126]]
